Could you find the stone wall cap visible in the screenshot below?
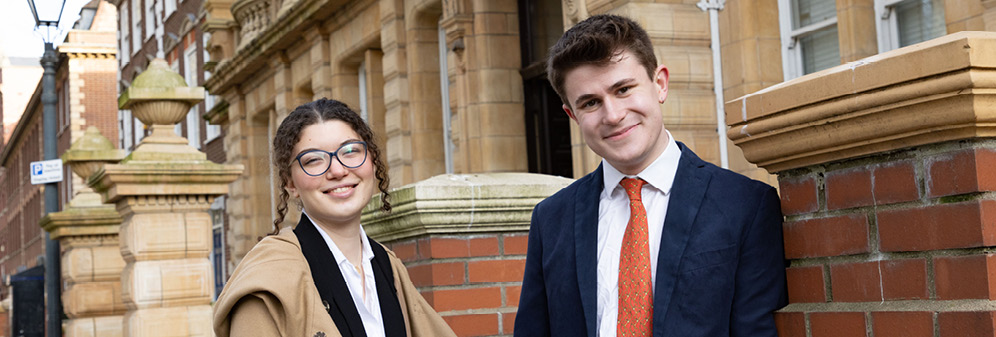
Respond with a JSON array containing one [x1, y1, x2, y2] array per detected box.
[[728, 31, 996, 125]]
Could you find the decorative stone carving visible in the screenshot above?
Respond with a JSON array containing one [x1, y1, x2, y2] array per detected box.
[[231, 0, 272, 50]]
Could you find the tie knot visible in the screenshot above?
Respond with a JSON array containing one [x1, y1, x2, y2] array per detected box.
[[620, 177, 646, 202]]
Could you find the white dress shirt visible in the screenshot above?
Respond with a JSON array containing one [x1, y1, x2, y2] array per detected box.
[[313, 221, 386, 337], [596, 131, 680, 337]]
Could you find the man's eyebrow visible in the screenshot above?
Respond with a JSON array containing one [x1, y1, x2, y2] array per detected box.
[[571, 78, 637, 108]]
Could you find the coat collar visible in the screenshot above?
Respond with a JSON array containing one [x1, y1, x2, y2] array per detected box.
[[574, 142, 713, 337]]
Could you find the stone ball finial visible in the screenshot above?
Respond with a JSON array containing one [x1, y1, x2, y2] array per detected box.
[[61, 126, 127, 180], [118, 58, 205, 126]]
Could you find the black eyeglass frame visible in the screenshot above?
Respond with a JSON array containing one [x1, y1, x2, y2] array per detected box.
[[293, 141, 368, 176]]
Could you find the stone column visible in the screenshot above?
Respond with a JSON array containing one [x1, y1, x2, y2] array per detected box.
[[89, 59, 243, 337], [41, 127, 127, 337], [728, 31, 996, 336], [363, 173, 571, 337]]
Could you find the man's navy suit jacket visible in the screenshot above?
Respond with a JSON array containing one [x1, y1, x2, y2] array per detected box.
[[514, 142, 787, 337]]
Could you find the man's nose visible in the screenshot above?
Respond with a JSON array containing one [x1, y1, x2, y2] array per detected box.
[[602, 98, 625, 125]]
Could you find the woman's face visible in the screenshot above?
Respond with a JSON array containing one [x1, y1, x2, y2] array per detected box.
[[286, 119, 376, 227]]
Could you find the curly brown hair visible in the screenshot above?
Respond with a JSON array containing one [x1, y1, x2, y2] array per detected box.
[[547, 14, 657, 108], [270, 98, 391, 234]]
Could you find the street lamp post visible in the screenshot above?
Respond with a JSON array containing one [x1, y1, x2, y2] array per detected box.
[[26, 1, 66, 337]]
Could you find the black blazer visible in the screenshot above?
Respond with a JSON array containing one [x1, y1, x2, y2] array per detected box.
[[295, 215, 407, 337], [514, 142, 788, 337]]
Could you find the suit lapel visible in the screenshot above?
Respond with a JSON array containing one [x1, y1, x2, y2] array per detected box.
[[574, 164, 603, 337], [652, 142, 712, 337], [295, 215, 367, 337]]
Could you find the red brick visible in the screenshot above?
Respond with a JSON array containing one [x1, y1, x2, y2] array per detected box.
[[827, 168, 874, 210], [783, 215, 870, 259], [934, 254, 996, 300], [786, 265, 826, 303], [506, 285, 521, 307], [878, 200, 996, 252], [775, 312, 806, 337], [502, 312, 516, 334], [389, 241, 418, 262], [417, 238, 431, 260], [938, 311, 996, 336], [929, 149, 996, 198], [469, 237, 499, 257], [429, 286, 502, 311], [468, 259, 526, 283], [831, 261, 882, 302], [503, 234, 529, 255], [407, 262, 465, 288], [872, 311, 933, 337], [428, 238, 471, 258], [442, 313, 500, 336], [810, 312, 867, 337], [873, 161, 919, 205], [880, 259, 928, 300], [779, 176, 819, 215]]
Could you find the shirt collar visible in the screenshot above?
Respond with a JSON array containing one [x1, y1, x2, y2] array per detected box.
[[308, 213, 375, 267], [602, 129, 680, 196]]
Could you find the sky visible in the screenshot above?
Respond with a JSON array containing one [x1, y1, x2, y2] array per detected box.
[[1, 0, 92, 59]]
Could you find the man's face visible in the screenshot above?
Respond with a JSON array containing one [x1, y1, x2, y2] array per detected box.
[[562, 50, 670, 175]]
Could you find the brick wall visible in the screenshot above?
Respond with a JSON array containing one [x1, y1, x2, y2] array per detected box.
[[384, 232, 528, 337], [775, 140, 996, 337]]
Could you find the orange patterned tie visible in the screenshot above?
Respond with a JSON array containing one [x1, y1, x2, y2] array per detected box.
[[618, 178, 653, 337]]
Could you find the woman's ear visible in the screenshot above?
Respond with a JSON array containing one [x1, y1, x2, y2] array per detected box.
[[286, 180, 299, 199]]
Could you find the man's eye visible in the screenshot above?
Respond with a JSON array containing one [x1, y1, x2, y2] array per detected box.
[[618, 86, 631, 94], [581, 99, 599, 109]]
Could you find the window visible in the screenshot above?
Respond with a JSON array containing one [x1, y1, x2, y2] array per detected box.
[[437, 24, 453, 174], [202, 32, 221, 142], [120, 4, 130, 65], [778, 0, 840, 80], [184, 47, 200, 149], [145, 0, 155, 42], [164, 0, 176, 17], [121, 110, 133, 150], [875, 0, 946, 52], [131, 0, 142, 53]]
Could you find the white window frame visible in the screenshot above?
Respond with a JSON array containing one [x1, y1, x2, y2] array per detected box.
[[777, 0, 838, 80], [184, 47, 201, 149], [164, 0, 176, 18]]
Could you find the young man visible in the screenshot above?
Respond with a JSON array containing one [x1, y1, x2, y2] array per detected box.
[[514, 14, 787, 337]]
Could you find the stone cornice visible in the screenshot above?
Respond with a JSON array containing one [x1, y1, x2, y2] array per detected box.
[[361, 173, 573, 242], [40, 205, 122, 240], [88, 162, 244, 203], [205, 0, 347, 95], [727, 31, 996, 173]]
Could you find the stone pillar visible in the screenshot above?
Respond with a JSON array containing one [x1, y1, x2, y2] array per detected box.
[[41, 127, 127, 337], [727, 31, 996, 336], [363, 173, 571, 337], [89, 59, 243, 337]]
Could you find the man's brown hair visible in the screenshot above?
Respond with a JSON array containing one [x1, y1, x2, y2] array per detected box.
[[546, 14, 657, 107]]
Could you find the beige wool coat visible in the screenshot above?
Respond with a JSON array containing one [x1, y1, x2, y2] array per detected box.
[[213, 227, 457, 337]]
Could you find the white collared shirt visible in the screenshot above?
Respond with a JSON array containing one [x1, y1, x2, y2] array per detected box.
[[313, 219, 386, 337], [596, 130, 681, 337]]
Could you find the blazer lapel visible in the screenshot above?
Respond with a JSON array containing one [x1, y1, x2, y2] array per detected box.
[[295, 215, 368, 337], [652, 142, 712, 337], [575, 164, 603, 337], [369, 238, 407, 337]]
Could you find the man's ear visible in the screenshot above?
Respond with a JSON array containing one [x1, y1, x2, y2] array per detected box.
[[563, 104, 578, 122], [654, 65, 670, 103]]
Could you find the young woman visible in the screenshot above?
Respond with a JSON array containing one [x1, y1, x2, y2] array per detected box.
[[213, 98, 456, 337]]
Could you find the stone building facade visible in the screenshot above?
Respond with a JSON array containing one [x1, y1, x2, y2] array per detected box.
[[193, 0, 996, 335], [0, 0, 119, 334]]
